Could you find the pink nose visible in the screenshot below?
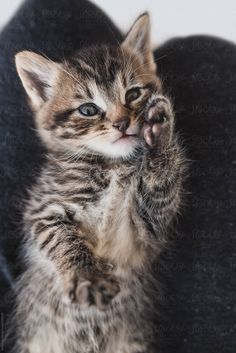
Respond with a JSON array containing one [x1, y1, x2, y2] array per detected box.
[[112, 118, 130, 132]]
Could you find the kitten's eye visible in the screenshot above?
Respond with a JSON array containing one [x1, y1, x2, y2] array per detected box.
[[125, 87, 142, 103], [78, 103, 99, 117]]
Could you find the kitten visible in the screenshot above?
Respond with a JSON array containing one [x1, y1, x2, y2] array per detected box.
[[11, 13, 186, 353]]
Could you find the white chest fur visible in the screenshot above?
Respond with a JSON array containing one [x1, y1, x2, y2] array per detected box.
[[95, 172, 147, 271]]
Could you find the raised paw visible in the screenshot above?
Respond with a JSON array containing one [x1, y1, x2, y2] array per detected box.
[[64, 273, 120, 310], [143, 96, 174, 148]]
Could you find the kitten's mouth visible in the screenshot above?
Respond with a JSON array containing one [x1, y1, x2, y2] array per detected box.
[[113, 133, 138, 144]]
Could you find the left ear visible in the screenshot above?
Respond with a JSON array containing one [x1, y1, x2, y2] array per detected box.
[[122, 13, 156, 73], [15, 51, 60, 111]]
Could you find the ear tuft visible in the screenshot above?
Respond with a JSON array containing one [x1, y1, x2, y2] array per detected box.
[[15, 51, 59, 110], [122, 13, 156, 73]]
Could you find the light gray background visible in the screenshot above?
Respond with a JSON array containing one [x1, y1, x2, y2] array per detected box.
[[0, 0, 236, 45]]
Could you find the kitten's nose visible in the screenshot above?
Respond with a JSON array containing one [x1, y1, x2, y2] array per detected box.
[[112, 118, 130, 133]]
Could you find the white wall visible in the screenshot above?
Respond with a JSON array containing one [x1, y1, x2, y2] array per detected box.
[[0, 0, 22, 27], [92, 0, 236, 45], [0, 0, 236, 45]]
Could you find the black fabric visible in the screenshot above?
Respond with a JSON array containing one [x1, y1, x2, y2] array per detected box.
[[0, 0, 235, 352], [155, 37, 236, 353]]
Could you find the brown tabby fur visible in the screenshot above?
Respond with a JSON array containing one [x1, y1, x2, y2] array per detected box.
[[9, 14, 186, 353]]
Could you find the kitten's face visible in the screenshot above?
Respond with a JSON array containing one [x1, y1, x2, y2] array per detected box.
[[15, 14, 162, 159], [41, 45, 160, 159]]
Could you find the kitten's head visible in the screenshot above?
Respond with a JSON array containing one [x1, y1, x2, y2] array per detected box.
[[15, 14, 163, 159]]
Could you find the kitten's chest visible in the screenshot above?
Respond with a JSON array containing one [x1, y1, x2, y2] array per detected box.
[[91, 171, 147, 270], [71, 166, 147, 270]]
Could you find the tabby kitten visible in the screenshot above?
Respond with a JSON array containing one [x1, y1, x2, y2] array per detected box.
[[12, 13, 185, 353]]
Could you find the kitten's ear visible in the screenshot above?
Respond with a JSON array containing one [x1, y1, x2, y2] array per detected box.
[[122, 13, 156, 72], [15, 51, 59, 110]]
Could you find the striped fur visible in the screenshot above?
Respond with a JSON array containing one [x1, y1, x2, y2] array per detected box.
[[11, 14, 186, 353]]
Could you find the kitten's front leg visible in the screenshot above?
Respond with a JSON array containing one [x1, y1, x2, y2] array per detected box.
[[137, 95, 184, 229], [65, 271, 120, 309], [26, 206, 120, 309], [143, 95, 174, 149]]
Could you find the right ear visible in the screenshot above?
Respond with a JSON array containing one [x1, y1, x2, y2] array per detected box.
[[15, 51, 60, 110]]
